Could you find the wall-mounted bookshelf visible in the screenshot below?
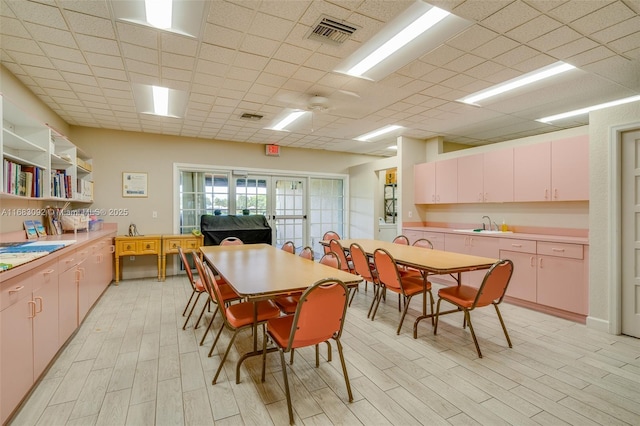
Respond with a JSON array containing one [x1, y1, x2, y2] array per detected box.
[[1, 96, 93, 202]]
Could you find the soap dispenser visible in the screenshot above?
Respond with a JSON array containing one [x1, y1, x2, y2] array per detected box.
[[501, 219, 508, 232]]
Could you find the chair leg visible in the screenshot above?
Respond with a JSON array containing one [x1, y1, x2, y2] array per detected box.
[[367, 285, 379, 318], [396, 295, 413, 335], [261, 328, 269, 383], [370, 286, 384, 321], [182, 290, 196, 316], [325, 341, 332, 362], [212, 329, 239, 384], [208, 322, 225, 357], [464, 310, 483, 358], [494, 303, 512, 348], [182, 292, 203, 330], [279, 349, 295, 425], [427, 289, 435, 326], [433, 298, 443, 335], [348, 286, 358, 307], [194, 299, 209, 329], [289, 348, 295, 365], [335, 338, 354, 402], [199, 305, 219, 346], [315, 344, 320, 367]]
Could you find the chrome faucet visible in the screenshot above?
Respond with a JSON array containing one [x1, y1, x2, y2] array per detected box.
[[482, 215, 493, 231]]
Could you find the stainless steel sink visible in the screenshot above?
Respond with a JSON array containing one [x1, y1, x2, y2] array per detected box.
[[452, 229, 513, 234]]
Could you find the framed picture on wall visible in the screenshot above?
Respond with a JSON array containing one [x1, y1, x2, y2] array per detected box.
[[122, 172, 148, 197]]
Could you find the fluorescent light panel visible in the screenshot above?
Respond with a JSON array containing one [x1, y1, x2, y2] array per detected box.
[[271, 110, 307, 131], [145, 0, 172, 29], [334, 1, 472, 81], [537, 95, 640, 123], [355, 125, 402, 141], [459, 62, 576, 105], [152, 86, 169, 116], [347, 7, 450, 77]]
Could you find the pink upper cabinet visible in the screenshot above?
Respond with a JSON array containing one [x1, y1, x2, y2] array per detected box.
[[457, 154, 484, 203], [483, 148, 514, 202], [551, 135, 589, 201], [514, 141, 552, 202], [436, 158, 458, 204], [414, 162, 434, 204]]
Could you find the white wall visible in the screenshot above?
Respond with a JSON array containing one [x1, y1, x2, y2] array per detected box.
[[588, 100, 640, 332]]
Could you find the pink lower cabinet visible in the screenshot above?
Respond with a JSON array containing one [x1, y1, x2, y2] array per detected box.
[[500, 239, 537, 302], [58, 250, 85, 345], [536, 242, 587, 315], [1, 258, 59, 425], [445, 233, 499, 286]]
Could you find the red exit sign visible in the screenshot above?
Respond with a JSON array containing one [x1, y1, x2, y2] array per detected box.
[[265, 144, 280, 156]]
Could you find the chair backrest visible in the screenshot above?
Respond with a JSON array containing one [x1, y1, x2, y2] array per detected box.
[[329, 239, 351, 272], [373, 248, 403, 292], [281, 241, 295, 254], [178, 246, 196, 289], [299, 246, 314, 260], [349, 243, 375, 282], [322, 231, 341, 254], [474, 259, 514, 308], [286, 278, 349, 349], [220, 237, 243, 246], [392, 235, 410, 245], [199, 258, 228, 318], [193, 255, 214, 300], [412, 238, 433, 249], [319, 251, 341, 270]]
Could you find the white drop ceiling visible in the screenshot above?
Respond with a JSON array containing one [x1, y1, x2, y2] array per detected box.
[[1, 0, 639, 157]]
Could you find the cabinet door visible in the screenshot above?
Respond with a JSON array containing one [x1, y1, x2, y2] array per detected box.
[[444, 233, 469, 254], [551, 135, 589, 201], [457, 154, 483, 203], [32, 261, 59, 378], [536, 255, 586, 314], [514, 142, 551, 201], [483, 148, 514, 202], [58, 264, 79, 345], [1, 286, 34, 425], [436, 158, 457, 203], [77, 261, 90, 324], [402, 229, 424, 245], [414, 162, 435, 204], [500, 250, 536, 302]]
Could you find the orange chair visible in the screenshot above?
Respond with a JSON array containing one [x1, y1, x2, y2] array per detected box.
[[372, 248, 433, 334], [220, 236, 243, 245], [202, 264, 281, 384], [434, 259, 514, 358], [329, 238, 353, 272], [298, 246, 314, 260], [392, 234, 410, 245], [412, 238, 433, 249], [322, 231, 340, 254], [179, 247, 207, 330], [261, 278, 353, 424], [349, 242, 379, 316], [192, 255, 242, 346], [281, 240, 295, 254]]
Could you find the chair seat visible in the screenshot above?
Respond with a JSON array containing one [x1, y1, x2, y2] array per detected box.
[[266, 315, 295, 348], [274, 293, 301, 315], [385, 275, 429, 297], [226, 300, 281, 328], [438, 284, 478, 309]]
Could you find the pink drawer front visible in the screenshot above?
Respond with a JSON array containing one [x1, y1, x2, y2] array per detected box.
[[537, 241, 583, 259], [499, 238, 536, 253], [1, 272, 34, 311]]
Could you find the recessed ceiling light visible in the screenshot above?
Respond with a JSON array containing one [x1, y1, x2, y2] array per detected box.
[[111, 0, 208, 38], [145, 0, 172, 29], [270, 110, 307, 131], [387, 145, 398, 150], [458, 62, 576, 105], [355, 125, 402, 141], [132, 83, 187, 118], [537, 95, 640, 123], [152, 86, 168, 116], [335, 1, 471, 81]]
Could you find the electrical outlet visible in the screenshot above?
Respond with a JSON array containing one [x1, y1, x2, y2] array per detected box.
[[130, 256, 135, 261], [152, 211, 157, 218], [408, 211, 413, 218]]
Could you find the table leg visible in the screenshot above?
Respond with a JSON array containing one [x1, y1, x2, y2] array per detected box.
[[413, 271, 430, 338], [157, 254, 161, 281], [115, 255, 120, 284], [235, 301, 277, 384]]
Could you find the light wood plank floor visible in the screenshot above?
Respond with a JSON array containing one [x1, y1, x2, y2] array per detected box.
[[9, 275, 640, 425]]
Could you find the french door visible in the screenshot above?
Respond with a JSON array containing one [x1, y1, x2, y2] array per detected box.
[[622, 130, 640, 337], [234, 175, 306, 252]]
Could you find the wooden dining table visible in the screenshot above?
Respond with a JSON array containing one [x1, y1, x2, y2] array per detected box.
[[200, 243, 362, 382], [324, 239, 499, 338]]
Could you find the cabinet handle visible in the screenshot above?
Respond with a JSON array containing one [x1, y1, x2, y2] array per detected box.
[[146, 244, 150, 249], [432, 194, 435, 202], [539, 258, 543, 268], [554, 188, 558, 199], [551, 248, 565, 252], [126, 245, 132, 250], [35, 296, 43, 313], [8, 285, 25, 294], [98, 254, 103, 262], [478, 192, 483, 201], [110, 246, 115, 253], [28, 300, 37, 318], [66, 258, 75, 264], [530, 256, 535, 267], [511, 244, 522, 248], [79, 267, 85, 279], [484, 192, 488, 202], [544, 189, 549, 200]]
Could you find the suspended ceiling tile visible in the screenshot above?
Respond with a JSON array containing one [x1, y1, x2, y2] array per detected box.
[[571, 1, 637, 34], [65, 10, 115, 38], [528, 25, 582, 51], [451, 0, 513, 22], [547, 37, 600, 59], [480, 1, 541, 33], [506, 15, 563, 43], [547, 0, 615, 23], [447, 25, 499, 53], [591, 16, 640, 43], [8, 1, 67, 29], [472, 35, 520, 59], [115, 22, 157, 49]]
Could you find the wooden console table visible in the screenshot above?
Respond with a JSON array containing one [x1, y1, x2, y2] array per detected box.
[[114, 234, 204, 283]]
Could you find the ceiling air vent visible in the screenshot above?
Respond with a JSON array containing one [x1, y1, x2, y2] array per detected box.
[[308, 16, 358, 45], [240, 113, 263, 120]]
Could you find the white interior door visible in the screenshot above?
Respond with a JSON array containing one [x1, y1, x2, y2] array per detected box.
[[272, 177, 306, 252], [622, 130, 640, 337]]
